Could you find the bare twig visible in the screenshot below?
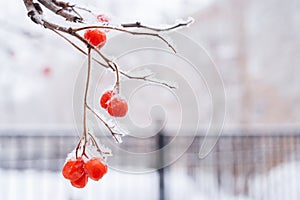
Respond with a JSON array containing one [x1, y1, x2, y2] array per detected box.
[[23, 0, 179, 89], [48, 24, 177, 89], [81, 47, 92, 156], [24, 0, 44, 25], [88, 132, 111, 156], [75, 136, 84, 159], [121, 18, 194, 32], [111, 62, 120, 93], [73, 26, 177, 53], [120, 72, 177, 89], [37, 0, 82, 22], [23, 0, 184, 151], [50, 28, 86, 55], [86, 104, 123, 143], [49, 28, 109, 68]]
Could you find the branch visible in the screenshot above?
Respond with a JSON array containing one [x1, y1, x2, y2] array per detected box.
[[73, 26, 177, 53], [88, 132, 111, 156], [37, 0, 82, 22], [121, 18, 194, 32], [48, 24, 177, 89], [86, 104, 123, 143], [120, 72, 177, 89], [23, 0, 180, 89], [24, 0, 44, 25]]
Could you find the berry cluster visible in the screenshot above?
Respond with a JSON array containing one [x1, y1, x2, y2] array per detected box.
[[62, 157, 107, 188], [100, 90, 128, 117]]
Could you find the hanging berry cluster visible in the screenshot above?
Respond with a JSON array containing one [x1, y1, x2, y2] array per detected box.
[[23, 0, 193, 189], [63, 157, 107, 188]]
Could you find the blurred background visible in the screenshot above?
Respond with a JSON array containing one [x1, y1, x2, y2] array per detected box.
[[1, 0, 300, 199]]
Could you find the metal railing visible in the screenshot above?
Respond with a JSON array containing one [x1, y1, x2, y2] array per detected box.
[[1, 130, 300, 199]]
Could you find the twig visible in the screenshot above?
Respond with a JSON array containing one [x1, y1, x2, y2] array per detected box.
[[81, 47, 92, 156], [86, 104, 123, 143], [88, 132, 111, 156], [73, 26, 177, 53], [37, 0, 82, 22], [121, 18, 194, 32], [111, 62, 120, 93], [49, 28, 109, 68], [75, 136, 84, 159], [49, 26, 176, 89], [23, 0, 183, 150], [23, 0, 179, 89], [120, 72, 177, 89]]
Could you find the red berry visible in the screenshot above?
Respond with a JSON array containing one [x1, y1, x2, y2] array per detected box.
[[84, 29, 106, 48], [42, 67, 51, 76], [84, 158, 108, 181], [70, 173, 88, 188], [97, 14, 109, 23], [62, 158, 85, 181], [107, 97, 128, 117], [100, 90, 114, 109]]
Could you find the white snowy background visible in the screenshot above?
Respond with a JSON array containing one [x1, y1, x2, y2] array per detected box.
[[1, 0, 300, 199]]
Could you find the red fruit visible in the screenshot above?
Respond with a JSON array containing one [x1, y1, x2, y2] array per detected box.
[[107, 97, 128, 117], [97, 14, 109, 23], [100, 90, 114, 109], [70, 173, 88, 188], [84, 158, 108, 181], [42, 67, 51, 76], [84, 29, 106, 48], [62, 158, 85, 181]]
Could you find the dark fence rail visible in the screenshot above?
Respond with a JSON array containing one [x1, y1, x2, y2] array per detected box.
[[1, 130, 300, 198]]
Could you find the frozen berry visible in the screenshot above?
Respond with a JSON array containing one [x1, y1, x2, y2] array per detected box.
[[84, 29, 106, 48], [85, 158, 108, 181], [100, 90, 114, 109], [62, 158, 85, 181], [97, 14, 110, 23], [70, 173, 88, 188], [107, 97, 128, 117]]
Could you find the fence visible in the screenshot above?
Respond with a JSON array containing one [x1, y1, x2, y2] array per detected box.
[[1, 129, 300, 199]]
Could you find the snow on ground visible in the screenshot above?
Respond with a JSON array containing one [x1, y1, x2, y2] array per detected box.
[[1, 161, 300, 200], [0, 169, 159, 200], [249, 161, 300, 200]]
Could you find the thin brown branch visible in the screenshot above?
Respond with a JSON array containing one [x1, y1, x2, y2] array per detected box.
[[24, 0, 44, 25], [49, 28, 109, 68], [37, 0, 82, 22], [23, 0, 179, 89], [121, 18, 194, 32], [84, 48, 92, 134], [120, 72, 177, 89], [111, 62, 120, 93], [88, 132, 111, 155], [47, 23, 176, 89], [81, 47, 92, 156], [50, 28, 86, 54], [74, 6, 92, 14], [75, 136, 83, 159], [73, 26, 177, 53], [86, 104, 123, 143], [52, 28, 176, 89]]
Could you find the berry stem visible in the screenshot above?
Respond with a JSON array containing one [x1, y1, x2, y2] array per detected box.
[[86, 104, 123, 143], [88, 132, 111, 156], [109, 62, 120, 93], [81, 47, 92, 156], [75, 136, 84, 159]]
